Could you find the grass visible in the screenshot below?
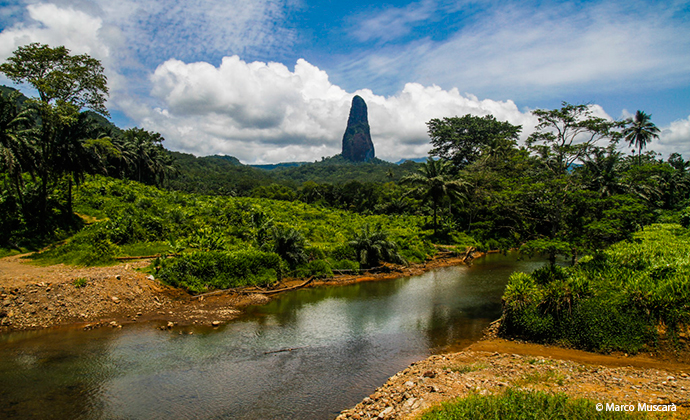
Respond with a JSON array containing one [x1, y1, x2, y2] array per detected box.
[[119, 241, 172, 257], [448, 362, 489, 374], [514, 369, 566, 387], [418, 388, 662, 420], [0, 247, 25, 258], [73, 277, 88, 288]]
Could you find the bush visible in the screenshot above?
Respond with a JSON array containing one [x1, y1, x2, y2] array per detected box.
[[328, 258, 360, 271], [157, 249, 281, 293], [292, 259, 333, 278], [680, 208, 690, 228]]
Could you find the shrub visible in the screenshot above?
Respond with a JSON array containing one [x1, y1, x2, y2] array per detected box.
[[328, 258, 360, 271], [292, 259, 333, 278], [349, 224, 405, 268], [680, 208, 690, 228], [157, 249, 281, 293]]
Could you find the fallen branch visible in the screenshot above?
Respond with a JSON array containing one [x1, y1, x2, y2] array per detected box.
[[116, 254, 163, 261], [462, 246, 475, 263], [250, 276, 315, 295], [263, 346, 310, 355]]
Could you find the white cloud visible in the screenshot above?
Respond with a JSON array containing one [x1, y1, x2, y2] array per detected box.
[[652, 115, 690, 159], [0, 4, 108, 61], [349, 0, 438, 43], [0, 1, 298, 121], [143, 56, 538, 163], [2, 1, 685, 165], [340, 1, 690, 100]]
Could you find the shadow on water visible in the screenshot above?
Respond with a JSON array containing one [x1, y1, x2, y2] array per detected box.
[[0, 253, 546, 420]]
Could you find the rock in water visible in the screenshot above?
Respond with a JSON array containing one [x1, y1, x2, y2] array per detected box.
[[342, 95, 375, 162]]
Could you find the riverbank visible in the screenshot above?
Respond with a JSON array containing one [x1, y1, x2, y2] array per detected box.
[[0, 252, 474, 332], [336, 336, 690, 420]]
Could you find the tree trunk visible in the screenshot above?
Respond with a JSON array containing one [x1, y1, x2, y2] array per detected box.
[[433, 204, 438, 235], [67, 176, 73, 214]]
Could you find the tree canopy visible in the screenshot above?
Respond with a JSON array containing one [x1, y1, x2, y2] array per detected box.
[[428, 114, 522, 170], [0, 43, 109, 116]]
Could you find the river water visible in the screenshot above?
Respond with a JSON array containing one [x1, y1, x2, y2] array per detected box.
[[0, 253, 546, 419]]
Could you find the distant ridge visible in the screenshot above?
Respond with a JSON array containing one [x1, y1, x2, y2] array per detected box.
[[250, 162, 309, 170], [395, 157, 428, 164]]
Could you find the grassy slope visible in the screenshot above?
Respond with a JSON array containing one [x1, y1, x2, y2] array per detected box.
[[30, 176, 450, 270]]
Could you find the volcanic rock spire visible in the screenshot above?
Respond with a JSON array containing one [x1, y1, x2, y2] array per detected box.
[[341, 95, 375, 162]]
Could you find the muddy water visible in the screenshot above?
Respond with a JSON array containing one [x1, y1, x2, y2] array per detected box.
[[0, 254, 546, 419]]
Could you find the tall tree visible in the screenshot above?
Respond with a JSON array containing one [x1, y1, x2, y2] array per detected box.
[[0, 43, 108, 116], [0, 43, 109, 219], [578, 144, 625, 198], [428, 114, 522, 171], [0, 90, 35, 208], [116, 128, 175, 186], [401, 158, 467, 233], [527, 103, 620, 175], [622, 110, 660, 161]]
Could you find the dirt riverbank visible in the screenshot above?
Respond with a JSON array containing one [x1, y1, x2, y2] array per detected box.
[[336, 335, 690, 420], [0, 252, 471, 332]]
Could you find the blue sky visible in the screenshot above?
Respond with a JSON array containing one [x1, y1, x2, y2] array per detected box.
[[1, 0, 689, 163]]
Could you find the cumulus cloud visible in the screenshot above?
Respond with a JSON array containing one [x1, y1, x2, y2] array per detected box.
[[0, 1, 297, 115], [0, 3, 109, 62], [651, 115, 690, 159], [144, 56, 539, 163]]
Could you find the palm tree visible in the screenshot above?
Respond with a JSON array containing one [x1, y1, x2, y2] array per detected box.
[[580, 145, 625, 198], [622, 110, 660, 162], [117, 128, 175, 186], [53, 111, 112, 213], [401, 158, 467, 233], [348, 224, 405, 268], [0, 91, 35, 209], [270, 226, 308, 268]]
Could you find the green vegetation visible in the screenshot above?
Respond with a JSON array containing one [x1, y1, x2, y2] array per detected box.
[[25, 176, 438, 291], [348, 224, 405, 268], [2, 42, 689, 358], [419, 389, 653, 420], [156, 250, 281, 293], [448, 362, 488, 374], [73, 277, 88, 288], [501, 224, 690, 353]]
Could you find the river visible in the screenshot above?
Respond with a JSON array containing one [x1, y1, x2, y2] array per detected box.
[[0, 253, 546, 419]]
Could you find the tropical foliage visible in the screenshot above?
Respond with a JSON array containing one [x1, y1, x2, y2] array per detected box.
[[501, 224, 690, 353]]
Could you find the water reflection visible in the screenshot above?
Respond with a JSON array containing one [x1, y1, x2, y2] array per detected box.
[[0, 253, 545, 419]]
